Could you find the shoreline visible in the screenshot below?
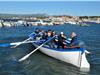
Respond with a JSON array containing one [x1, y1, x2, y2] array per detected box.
[[0, 15, 100, 27]]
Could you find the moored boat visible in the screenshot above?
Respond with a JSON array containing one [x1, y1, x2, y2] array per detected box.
[[32, 42, 90, 71]]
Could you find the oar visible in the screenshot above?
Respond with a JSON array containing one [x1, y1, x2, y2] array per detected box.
[[19, 35, 56, 62], [12, 32, 36, 48], [0, 41, 37, 47], [12, 37, 31, 48]]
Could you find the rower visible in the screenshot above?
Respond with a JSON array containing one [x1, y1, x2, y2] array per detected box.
[[57, 32, 66, 49], [44, 29, 52, 40], [44, 29, 55, 48], [51, 30, 58, 48], [69, 32, 79, 46], [39, 29, 45, 39], [34, 28, 44, 40], [35, 28, 40, 34]]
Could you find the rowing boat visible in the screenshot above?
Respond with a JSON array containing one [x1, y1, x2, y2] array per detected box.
[[32, 41, 90, 71], [0, 31, 90, 72]]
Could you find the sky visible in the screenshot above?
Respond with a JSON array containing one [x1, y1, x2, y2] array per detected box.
[[0, 1, 100, 16], [0, 0, 100, 1]]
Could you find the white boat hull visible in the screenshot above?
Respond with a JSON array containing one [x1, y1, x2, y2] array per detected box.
[[32, 43, 90, 71]]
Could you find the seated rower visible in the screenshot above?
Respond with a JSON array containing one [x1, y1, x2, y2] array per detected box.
[[51, 30, 58, 48], [57, 32, 67, 49], [46, 30, 53, 47], [35, 28, 40, 34], [42, 29, 57, 48], [34, 28, 44, 40], [69, 32, 79, 46], [39, 29, 45, 39]]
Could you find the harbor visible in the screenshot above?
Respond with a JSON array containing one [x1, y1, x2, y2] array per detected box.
[[0, 15, 100, 27]]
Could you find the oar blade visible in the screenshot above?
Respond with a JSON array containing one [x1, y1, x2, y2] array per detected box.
[[18, 54, 30, 62], [0, 43, 11, 47]]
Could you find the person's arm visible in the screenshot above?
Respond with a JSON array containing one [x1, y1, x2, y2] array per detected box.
[[65, 38, 72, 44]]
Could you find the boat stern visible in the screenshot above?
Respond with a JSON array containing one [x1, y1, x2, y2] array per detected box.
[[80, 51, 90, 72]]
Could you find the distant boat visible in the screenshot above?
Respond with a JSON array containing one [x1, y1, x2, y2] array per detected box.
[[65, 21, 77, 25], [80, 23, 90, 26]]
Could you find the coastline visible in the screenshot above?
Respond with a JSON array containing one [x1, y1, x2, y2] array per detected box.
[[0, 14, 100, 27]]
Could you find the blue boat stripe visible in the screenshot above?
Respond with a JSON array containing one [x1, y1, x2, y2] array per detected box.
[[34, 43, 85, 54]]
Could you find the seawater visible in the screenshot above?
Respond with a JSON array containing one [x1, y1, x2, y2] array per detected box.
[[0, 24, 100, 75]]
